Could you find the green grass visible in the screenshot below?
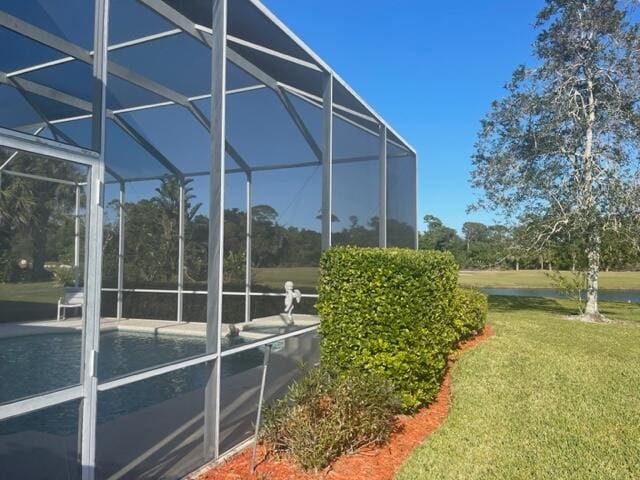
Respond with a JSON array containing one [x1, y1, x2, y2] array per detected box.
[[0, 281, 62, 303], [254, 267, 640, 290], [458, 269, 640, 289], [0, 281, 62, 323], [253, 267, 319, 290], [395, 296, 640, 480]]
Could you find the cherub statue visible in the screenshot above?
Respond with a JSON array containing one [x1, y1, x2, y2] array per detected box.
[[283, 280, 302, 325]]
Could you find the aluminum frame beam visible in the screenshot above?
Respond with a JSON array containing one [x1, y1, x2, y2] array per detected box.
[[177, 180, 185, 323], [0, 127, 98, 166], [0, 385, 84, 422], [227, 35, 322, 72], [379, 124, 388, 248], [0, 169, 80, 186], [204, 0, 227, 461], [74, 184, 81, 287], [321, 74, 333, 251], [116, 181, 125, 319], [245, 172, 252, 323], [80, 1, 109, 477]]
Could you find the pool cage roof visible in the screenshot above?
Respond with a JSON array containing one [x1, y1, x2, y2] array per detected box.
[[0, 0, 415, 187]]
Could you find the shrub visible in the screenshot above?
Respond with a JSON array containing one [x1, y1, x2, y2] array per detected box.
[[452, 287, 488, 341], [261, 366, 400, 470], [317, 247, 458, 411], [51, 265, 80, 287]]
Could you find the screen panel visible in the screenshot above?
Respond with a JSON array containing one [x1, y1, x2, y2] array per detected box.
[[96, 363, 210, 480], [219, 330, 320, 456], [250, 166, 321, 295], [108, 33, 211, 99], [0, 148, 88, 404], [3, 0, 94, 49], [219, 353, 263, 455], [332, 115, 380, 247], [0, 399, 82, 480], [387, 143, 417, 248]]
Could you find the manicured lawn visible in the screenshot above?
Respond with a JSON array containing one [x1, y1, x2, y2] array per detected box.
[[0, 281, 62, 303], [253, 267, 319, 290], [396, 296, 640, 480], [458, 269, 640, 289], [0, 281, 62, 323], [254, 267, 640, 290]]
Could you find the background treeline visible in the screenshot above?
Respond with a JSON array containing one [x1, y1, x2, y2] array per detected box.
[[420, 214, 640, 271], [2, 173, 414, 285], [101, 177, 413, 286], [0, 154, 82, 283]]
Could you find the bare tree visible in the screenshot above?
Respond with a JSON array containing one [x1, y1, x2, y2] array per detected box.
[[471, 0, 640, 320]]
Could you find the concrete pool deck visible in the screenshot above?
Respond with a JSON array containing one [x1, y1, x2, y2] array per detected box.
[[0, 314, 320, 341]]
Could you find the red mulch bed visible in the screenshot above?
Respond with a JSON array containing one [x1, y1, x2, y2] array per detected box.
[[196, 325, 493, 480]]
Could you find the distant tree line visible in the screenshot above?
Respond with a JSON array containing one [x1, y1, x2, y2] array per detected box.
[[419, 213, 640, 271], [0, 153, 80, 282], [99, 177, 403, 287], [0, 165, 414, 287]]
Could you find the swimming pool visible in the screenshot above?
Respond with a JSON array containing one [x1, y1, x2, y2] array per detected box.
[[0, 331, 263, 434]]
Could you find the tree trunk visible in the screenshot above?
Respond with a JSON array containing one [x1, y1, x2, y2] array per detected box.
[[584, 231, 601, 319], [582, 77, 602, 321], [515, 259, 520, 271], [539, 255, 544, 270]]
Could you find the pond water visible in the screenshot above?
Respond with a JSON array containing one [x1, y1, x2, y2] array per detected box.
[[480, 288, 640, 303]]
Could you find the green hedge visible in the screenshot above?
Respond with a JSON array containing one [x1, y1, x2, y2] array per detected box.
[[452, 287, 488, 341], [317, 247, 459, 411]]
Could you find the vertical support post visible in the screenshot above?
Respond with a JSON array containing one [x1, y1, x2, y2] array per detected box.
[[177, 179, 185, 323], [379, 124, 388, 248], [321, 74, 333, 251], [245, 172, 252, 323], [250, 344, 272, 473], [81, 1, 109, 479], [116, 181, 125, 319], [205, 0, 227, 462], [414, 154, 419, 250], [74, 184, 81, 287]]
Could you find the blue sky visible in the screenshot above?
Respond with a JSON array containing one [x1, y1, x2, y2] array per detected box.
[[263, 0, 544, 233]]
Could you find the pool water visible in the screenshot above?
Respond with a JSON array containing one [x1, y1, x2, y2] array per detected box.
[[0, 331, 263, 435]]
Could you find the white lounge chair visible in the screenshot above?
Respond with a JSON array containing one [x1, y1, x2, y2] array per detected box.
[[57, 288, 84, 321]]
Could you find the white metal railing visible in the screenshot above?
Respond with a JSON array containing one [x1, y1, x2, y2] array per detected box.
[[101, 287, 319, 298]]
